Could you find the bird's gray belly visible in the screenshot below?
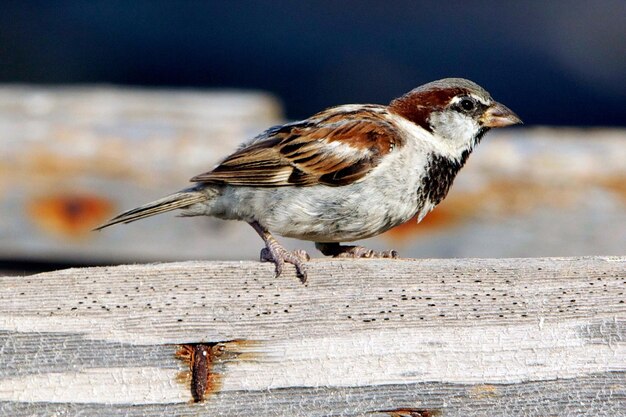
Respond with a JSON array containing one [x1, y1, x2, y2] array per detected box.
[[217, 179, 423, 242]]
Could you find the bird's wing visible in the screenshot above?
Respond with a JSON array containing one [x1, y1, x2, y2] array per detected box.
[[190, 105, 403, 187]]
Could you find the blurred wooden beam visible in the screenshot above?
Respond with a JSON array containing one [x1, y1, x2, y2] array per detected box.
[[0, 86, 282, 265], [0, 86, 625, 267]]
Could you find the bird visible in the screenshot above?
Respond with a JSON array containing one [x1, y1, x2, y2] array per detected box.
[[96, 78, 521, 283]]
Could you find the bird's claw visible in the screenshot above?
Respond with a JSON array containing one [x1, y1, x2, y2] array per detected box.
[[260, 247, 310, 283]]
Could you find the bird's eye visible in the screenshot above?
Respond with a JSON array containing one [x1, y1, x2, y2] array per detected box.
[[460, 98, 475, 111]]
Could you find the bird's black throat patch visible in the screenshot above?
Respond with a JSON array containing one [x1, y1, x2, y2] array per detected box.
[[420, 128, 488, 206], [421, 154, 463, 206]]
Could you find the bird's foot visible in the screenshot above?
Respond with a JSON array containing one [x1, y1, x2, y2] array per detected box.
[[260, 246, 310, 283], [315, 242, 399, 259], [249, 221, 310, 283]]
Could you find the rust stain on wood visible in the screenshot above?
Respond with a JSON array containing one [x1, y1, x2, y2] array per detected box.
[[27, 193, 114, 238], [378, 408, 442, 417], [176, 340, 256, 402], [469, 384, 499, 399], [176, 343, 224, 402]]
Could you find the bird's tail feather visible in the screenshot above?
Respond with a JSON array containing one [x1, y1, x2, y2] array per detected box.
[[94, 191, 207, 230]]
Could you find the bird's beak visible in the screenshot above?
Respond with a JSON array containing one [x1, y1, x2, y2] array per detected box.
[[481, 102, 522, 127]]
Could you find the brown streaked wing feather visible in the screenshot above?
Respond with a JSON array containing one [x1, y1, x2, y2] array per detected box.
[[190, 107, 402, 187]]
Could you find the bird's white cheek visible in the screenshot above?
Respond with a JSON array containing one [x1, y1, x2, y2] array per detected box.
[[428, 111, 479, 155]]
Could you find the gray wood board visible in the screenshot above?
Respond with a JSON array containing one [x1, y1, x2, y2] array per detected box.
[[0, 257, 624, 416]]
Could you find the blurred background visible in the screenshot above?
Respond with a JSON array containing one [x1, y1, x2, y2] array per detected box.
[[3, 0, 626, 125], [1, 1, 624, 274]]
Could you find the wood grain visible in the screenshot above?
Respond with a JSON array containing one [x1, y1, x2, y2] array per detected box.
[[0, 257, 624, 416]]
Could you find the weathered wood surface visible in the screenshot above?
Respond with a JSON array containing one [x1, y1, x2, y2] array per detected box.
[[1, 257, 624, 416], [1, 86, 624, 266]]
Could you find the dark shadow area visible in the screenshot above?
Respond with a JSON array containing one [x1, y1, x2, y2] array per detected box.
[[2, 0, 625, 125]]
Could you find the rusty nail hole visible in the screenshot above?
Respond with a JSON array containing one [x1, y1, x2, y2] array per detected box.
[[176, 343, 225, 402], [378, 408, 442, 417]]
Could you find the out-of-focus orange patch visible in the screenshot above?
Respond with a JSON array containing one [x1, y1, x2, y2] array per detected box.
[[382, 194, 474, 242], [383, 204, 463, 242], [381, 178, 573, 243], [28, 193, 114, 238], [599, 175, 626, 203]]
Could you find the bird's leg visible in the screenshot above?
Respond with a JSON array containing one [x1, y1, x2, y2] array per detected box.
[[248, 221, 310, 283], [315, 242, 398, 259]]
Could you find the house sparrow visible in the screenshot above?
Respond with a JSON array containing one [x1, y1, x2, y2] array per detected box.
[[96, 78, 521, 283]]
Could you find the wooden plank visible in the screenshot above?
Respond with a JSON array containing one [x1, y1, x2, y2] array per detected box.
[[0, 257, 624, 416], [1, 86, 625, 264]]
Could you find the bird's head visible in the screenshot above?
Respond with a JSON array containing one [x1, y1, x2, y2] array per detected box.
[[389, 78, 522, 159]]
